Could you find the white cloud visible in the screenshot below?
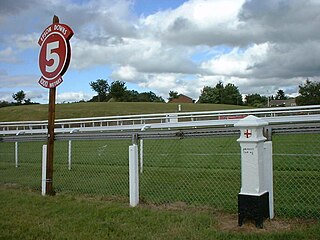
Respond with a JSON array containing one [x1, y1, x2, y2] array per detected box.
[[72, 36, 197, 74], [57, 91, 93, 103], [111, 65, 138, 82], [201, 43, 270, 76], [0, 47, 19, 63], [140, 0, 245, 46]]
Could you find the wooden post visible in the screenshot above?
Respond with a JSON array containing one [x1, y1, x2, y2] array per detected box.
[[45, 15, 59, 195]]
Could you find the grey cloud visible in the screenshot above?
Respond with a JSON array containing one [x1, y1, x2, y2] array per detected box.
[[0, 74, 39, 88], [238, 0, 320, 44], [249, 41, 320, 79], [0, 0, 37, 14], [168, 17, 194, 32]]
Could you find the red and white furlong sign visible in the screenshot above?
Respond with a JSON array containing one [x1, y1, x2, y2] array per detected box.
[[38, 23, 73, 88]]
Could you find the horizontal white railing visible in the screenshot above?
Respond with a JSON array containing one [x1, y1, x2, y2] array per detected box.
[[1, 105, 320, 135]]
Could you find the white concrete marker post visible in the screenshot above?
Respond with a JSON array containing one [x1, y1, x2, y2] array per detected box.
[[129, 144, 139, 207], [235, 115, 273, 228]]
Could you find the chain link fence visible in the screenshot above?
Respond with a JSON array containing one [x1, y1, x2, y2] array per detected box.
[[1, 125, 319, 219], [272, 131, 320, 218], [140, 135, 240, 212]]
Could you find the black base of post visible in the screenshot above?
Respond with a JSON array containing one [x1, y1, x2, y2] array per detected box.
[[238, 192, 269, 228]]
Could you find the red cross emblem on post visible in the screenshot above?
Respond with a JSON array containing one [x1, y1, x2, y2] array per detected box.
[[244, 129, 252, 138]]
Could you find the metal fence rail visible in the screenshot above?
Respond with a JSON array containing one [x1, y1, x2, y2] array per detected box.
[[1, 105, 320, 135], [0, 124, 319, 219]]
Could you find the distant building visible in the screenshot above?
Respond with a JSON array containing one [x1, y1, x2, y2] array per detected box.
[[269, 99, 296, 107], [169, 94, 194, 103]]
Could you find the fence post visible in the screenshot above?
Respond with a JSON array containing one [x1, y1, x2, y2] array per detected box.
[[14, 131, 25, 168], [129, 144, 139, 207], [235, 115, 273, 228], [140, 125, 151, 173], [41, 145, 47, 196], [68, 129, 79, 170], [15, 142, 19, 168], [264, 141, 274, 219], [68, 140, 72, 170]]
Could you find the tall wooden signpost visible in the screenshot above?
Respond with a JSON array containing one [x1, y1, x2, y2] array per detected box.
[[38, 16, 73, 195]]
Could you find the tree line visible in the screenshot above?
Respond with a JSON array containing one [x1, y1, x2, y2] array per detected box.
[[1, 79, 319, 108], [0, 90, 39, 108], [197, 79, 319, 107], [89, 79, 165, 103]]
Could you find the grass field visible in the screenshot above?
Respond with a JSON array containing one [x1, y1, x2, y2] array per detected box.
[[1, 185, 319, 240], [1, 133, 319, 219], [0, 102, 251, 122]]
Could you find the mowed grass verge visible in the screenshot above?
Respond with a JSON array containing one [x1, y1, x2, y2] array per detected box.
[[0, 102, 251, 122], [1, 185, 319, 240]]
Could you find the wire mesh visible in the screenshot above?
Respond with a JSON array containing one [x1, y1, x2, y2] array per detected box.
[[1, 126, 319, 219], [0, 141, 45, 190], [272, 132, 320, 218], [140, 135, 240, 212], [53, 139, 130, 199]]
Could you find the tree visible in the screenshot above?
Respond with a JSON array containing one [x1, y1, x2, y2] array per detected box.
[[275, 89, 287, 100], [198, 81, 242, 105], [168, 91, 179, 101], [12, 90, 26, 104], [198, 86, 215, 103], [89, 79, 109, 102], [296, 80, 320, 105], [139, 91, 165, 102], [198, 81, 224, 104], [245, 94, 268, 107], [223, 83, 243, 105], [109, 81, 127, 101]]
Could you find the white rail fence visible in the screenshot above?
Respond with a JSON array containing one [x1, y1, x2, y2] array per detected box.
[[1, 105, 320, 136]]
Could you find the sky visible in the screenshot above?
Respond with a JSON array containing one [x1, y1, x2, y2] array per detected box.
[[1, 0, 320, 104]]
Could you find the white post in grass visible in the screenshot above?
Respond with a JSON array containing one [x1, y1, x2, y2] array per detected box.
[[235, 115, 273, 228], [15, 142, 19, 168], [68, 129, 79, 170], [68, 140, 72, 170], [139, 139, 143, 173], [41, 145, 47, 196], [14, 131, 25, 168], [140, 125, 151, 173], [129, 144, 139, 207]]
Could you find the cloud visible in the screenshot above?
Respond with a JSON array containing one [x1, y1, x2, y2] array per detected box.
[[72, 37, 197, 74], [239, 0, 320, 44], [0, 74, 39, 88], [1, 0, 320, 103], [201, 43, 270, 76], [111, 65, 138, 82], [140, 0, 246, 46], [57, 91, 94, 103], [0, 47, 20, 63]]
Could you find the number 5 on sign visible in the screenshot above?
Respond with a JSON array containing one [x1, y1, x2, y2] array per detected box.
[[38, 23, 73, 88], [46, 41, 59, 73]]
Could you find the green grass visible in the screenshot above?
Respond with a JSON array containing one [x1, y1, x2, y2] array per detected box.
[[0, 102, 251, 121], [1, 186, 320, 240]]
